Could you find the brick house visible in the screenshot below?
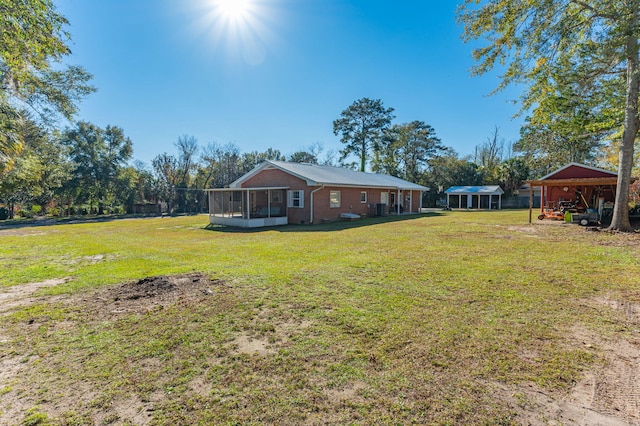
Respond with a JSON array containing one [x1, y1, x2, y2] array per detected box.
[[206, 160, 429, 228]]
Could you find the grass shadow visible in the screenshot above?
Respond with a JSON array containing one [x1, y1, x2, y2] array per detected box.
[[202, 212, 445, 233], [0, 213, 202, 230]]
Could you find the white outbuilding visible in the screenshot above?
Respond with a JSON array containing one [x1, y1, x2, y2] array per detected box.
[[444, 185, 504, 210]]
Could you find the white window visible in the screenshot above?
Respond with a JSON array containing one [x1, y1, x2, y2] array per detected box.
[[287, 190, 304, 208], [271, 190, 282, 203], [381, 192, 389, 204], [360, 191, 367, 203], [330, 190, 341, 208]]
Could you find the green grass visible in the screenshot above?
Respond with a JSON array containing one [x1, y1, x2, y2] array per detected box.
[[1, 211, 639, 424]]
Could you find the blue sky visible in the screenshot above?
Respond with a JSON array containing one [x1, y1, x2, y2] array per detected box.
[[56, 0, 524, 167]]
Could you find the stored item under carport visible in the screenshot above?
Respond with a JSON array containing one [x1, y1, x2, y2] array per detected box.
[[571, 209, 599, 226]]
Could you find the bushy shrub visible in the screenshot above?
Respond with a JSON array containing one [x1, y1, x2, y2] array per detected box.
[[0, 207, 9, 220], [49, 207, 61, 217]]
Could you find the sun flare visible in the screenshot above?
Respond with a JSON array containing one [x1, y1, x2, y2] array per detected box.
[[190, 0, 279, 65], [215, 0, 252, 21]]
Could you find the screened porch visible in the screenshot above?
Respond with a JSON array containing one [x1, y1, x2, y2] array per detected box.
[[207, 187, 289, 228]]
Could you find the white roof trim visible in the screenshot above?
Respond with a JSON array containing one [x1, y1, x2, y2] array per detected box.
[[205, 186, 289, 192]]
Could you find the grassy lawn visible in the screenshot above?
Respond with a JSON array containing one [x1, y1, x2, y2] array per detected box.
[[0, 211, 639, 425]]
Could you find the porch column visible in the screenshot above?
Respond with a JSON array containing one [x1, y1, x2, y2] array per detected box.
[[499, 194, 502, 210], [246, 190, 251, 219], [222, 191, 226, 217], [529, 186, 534, 223]]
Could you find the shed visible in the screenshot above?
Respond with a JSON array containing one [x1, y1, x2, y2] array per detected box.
[[444, 185, 504, 209], [524, 162, 628, 223]]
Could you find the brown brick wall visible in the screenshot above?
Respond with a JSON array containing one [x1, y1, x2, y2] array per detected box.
[[241, 168, 311, 224]]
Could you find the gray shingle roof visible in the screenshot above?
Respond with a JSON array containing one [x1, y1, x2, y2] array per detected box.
[[233, 161, 429, 191]]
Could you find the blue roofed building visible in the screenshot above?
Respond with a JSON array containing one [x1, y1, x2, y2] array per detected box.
[[444, 185, 504, 210]]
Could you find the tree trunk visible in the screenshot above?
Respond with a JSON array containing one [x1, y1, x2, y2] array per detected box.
[[360, 138, 366, 172], [609, 9, 640, 232]]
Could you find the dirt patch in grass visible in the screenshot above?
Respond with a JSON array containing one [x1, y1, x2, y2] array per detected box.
[[0, 277, 72, 315], [501, 297, 640, 426], [583, 334, 640, 422], [324, 380, 367, 402], [0, 228, 49, 237], [79, 272, 229, 318], [594, 296, 640, 325], [102, 394, 155, 425], [61, 254, 107, 265], [232, 334, 274, 355], [0, 273, 229, 424]]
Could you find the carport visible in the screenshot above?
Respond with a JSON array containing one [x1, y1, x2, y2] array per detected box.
[[524, 163, 628, 223], [444, 186, 504, 210]]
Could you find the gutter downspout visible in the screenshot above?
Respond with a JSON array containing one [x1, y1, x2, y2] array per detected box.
[[310, 185, 324, 224]]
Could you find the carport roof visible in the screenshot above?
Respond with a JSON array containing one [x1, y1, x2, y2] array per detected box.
[[444, 185, 504, 195], [525, 162, 628, 186]]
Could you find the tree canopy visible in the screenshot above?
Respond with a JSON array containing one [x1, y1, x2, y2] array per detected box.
[[377, 121, 444, 182], [0, 0, 94, 174], [0, 116, 70, 217], [458, 0, 640, 231], [333, 98, 395, 172], [62, 122, 133, 214]]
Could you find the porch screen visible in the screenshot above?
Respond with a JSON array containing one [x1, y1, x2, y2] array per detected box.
[[210, 191, 244, 218]]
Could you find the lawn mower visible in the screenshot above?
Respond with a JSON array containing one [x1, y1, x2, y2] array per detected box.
[[537, 208, 565, 221]]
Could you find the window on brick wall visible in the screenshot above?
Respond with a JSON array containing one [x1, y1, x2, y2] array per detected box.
[[330, 190, 341, 208], [360, 191, 367, 203], [287, 190, 304, 208]]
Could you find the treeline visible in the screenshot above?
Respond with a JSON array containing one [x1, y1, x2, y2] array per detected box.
[[0, 119, 325, 218], [1, 93, 619, 219], [0, 114, 546, 219]]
